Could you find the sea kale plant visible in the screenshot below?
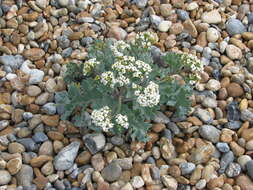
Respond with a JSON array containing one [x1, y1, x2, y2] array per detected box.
[[59, 32, 203, 141]]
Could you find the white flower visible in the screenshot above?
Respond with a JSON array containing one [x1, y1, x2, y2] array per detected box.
[[111, 41, 130, 57], [83, 58, 100, 75], [100, 71, 115, 86], [91, 106, 114, 132], [115, 114, 129, 129], [136, 81, 160, 107], [134, 31, 157, 48]]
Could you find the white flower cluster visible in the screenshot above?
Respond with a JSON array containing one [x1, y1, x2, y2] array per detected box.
[[115, 114, 129, 129], [111, 41, 130, 57], [134, 31, 157, 48], [136, 81, 160, 107], [90, 106, 114, 132], [91, 106, 130, 132], [100, 54, 152, 88], [83, 58, 100, 75], [181, 53, 204, 85]]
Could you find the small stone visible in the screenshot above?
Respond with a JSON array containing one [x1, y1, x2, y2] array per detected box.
[[236, 175, 253, 190], [101, 162, 122, 182], [206, 79, 221, 91], [177, 9, 189, 21], [30, 155, 53, 167], [216, 142, 230, 153], [196, 179, 206, 189], [226, 18, 246, 36], [160, 4, 172, 17], [207, 28, 220, 42], [190, 143, 215, 164], [199, 125, 221, 143], [237, 155, 252, 170], [202, 97, 217, 108], [207, 176, 224, 189], [32, 132, 48, 143], [54, 141, 80, 170], [194, 108, 213, 124], [0, 170, 11, 185], [135, 0, 148, 8], [183, 19, 198, 37], [16, 165, 34, 188], [161, 175, 178, 190], [131, 176, 144, 188], [226, 162, 241, 177], [246, 160, 253, 180], [8, 142, 25, 153], [23, 48, 45, 61], [179, 162, 196, 175], [91, 153, 105, 171], [201, 10, 222, 24], [107, 26, 127, 40], [111, 136, 124, 146], [41, 115, 59, 127], [27, 85, 41, 97], [241, 109, 253, 124], [121, 183, 133, 190], [219, 151, 234, 173], [6, 157, 22, 175], [83, 133, 106, 154], [226, 44, 242, 60], [158, 21, 172, 32], [42, 103, 56, 115], [227, 83, 244, 97], [57, 0, 69, 7], [29, 69, 44, 85]]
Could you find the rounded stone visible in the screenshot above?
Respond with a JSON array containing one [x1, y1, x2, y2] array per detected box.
[[0, 170, 11, 185], [101, 163, 122, 182], [207, 28, 220, 42]]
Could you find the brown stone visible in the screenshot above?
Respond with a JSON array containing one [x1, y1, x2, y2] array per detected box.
[[47, 131, 64, 141], [68, 32, 84, 40], [23, 48, 45, 61], [8, 142, 25, 154], [33, 175, 48, 190], [168, 165, 181, 177], [207, 175, 224, 189], [226, 83, 244, 97], [236, 175, 253, 190], [30, 155, 53, 167], [183, 19, 198, 38], [97, 181, 110, 190], [7, 157, 22, 175], [76, 151, 92, 165], [41, 115, 59, 127], [230, 141, 245, 156], [141, 164, 153, 185], [241, 128, 253, 141], [151, 123, 166, 133]]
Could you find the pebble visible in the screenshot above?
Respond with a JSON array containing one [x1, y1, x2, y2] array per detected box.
[[54, 141, 80, 170], [199, 125, 221, 143], [236, 175, 253, 190], [226, 162, 241, 177], [206, 79, 221, 91], [207, 28, 220, 42], [219, 151, 234, 173], [130, 176, 144, 188], [179, 162, 196, 175], [245, 160, 253, 180], [7, 157, 22, 175], [216, 142, 230, 153], [29, 69, 44, 85], [101, 162, 122, 182], [226, 18, 247, 36], [194, 108, 213, 124], [226, 44, 242, 60], [201, 10, 222, 24], [176, 9, 189, 21], [16, 164, 34, 188], [42, 103, 57, 115], [0, 170, 11, 185], [161, 175, 178, 190], [83, 133, 106, 154], [237, 155, 252, 170], [158, 21, 172, 32]]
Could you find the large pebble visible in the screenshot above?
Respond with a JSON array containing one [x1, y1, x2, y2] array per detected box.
[[201, 10, 221, 24], [226, 44, 242, 60], [101, 162, 122, 182], [199, 125, 221, 143], [226, 18, 246, 36], [0, 170, 11, 185], [54, 141, 80, 170], [83, 133, 106, 154], [16, 165, 34, 188]]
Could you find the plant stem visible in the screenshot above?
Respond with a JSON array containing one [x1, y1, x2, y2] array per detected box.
[[116, 95, 122, 114]]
